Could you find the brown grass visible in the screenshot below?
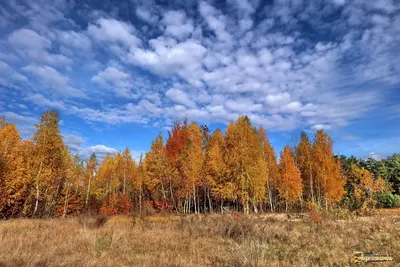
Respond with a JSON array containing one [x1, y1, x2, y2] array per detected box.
[[0, 212, 399, 266]]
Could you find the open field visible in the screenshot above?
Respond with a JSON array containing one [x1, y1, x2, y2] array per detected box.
[[0, 211, 399, 267]]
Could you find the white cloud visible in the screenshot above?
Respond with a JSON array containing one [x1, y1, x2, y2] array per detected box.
[[1, 111, 37, 125], [92, 66, 133, 97], [1, 0, 399, 137], [63, 133, 85, 155], [22, 64, 85, 98], [88, 18, 141, 47], [56, 30, 92, 55], [311, 124, 331, 130], [8, 28, 72, 67], [165, 88, 196, 108], [26, 93, 66, 110], [79, 144, 118, 160], [265, 92, 291, 107], [8, 28, 51, 50], [163, 10, 194, 40], [0, 61, 27, 88], [136, 7, 159, 24]]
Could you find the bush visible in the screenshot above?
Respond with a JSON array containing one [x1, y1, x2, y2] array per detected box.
[[374, 191, 400, 208], [394, 195, 400, 208]]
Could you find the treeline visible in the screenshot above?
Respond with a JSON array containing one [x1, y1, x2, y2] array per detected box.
[[0, 111, 398, 218]]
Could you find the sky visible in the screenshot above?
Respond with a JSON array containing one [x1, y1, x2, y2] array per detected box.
[[0, 0, 399, 162]]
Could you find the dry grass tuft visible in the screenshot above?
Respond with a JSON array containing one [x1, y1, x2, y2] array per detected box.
[[76, 215, 109, 229], [0, 212, 399, 266]]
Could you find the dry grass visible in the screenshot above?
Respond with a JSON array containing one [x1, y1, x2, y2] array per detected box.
[[0, 212, 399, 267]]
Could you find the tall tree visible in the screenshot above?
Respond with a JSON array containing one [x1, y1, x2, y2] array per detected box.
[[296, 131, 314, 202], [312, 130, 345, 208], [224, 116, 264, 214], [181, 123, 204, 213], [165, 119, 190, 212], [277, 146, 302, 211], [258, 126, 278, 211], [30, 110, 65, 217], [205, 129, 226, 213], [0, 123, 30, 217], [145, 133, 171, 208]]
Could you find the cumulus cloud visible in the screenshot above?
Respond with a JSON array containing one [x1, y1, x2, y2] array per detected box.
[[365, 152, 385, 161], [79, 144, 118, 160], [0, 61, 27, 88], [165, 88, 196, 108], [162, 10, 194, 40], [92, 66, 134, 97], [8, 28, 72, 67], [22, 64, 85, 98], [136, 7, 159, 24], [88, 18, 141, 47], [0, 0, 399, 137]]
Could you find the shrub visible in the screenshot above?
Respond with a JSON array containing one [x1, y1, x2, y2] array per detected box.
[[306, 202, 321, 224], [99, 195, 118, 216], [374, 191, 400, 208], [394, 195, 400, 208], [118, 195, 132, 215]]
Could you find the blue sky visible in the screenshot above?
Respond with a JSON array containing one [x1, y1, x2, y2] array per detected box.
[[0, 0, 399, 161]]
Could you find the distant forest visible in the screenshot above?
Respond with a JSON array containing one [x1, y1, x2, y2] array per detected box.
[[0, 110, 399, 218]]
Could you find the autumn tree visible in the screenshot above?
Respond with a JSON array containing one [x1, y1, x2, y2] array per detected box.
[[312, 130, 345, 209], [144, 133, 171, 210], [296, 131, 314, 202], [116, 148, 138, 210], [58, 154, 84, 217], [205, 129, 226, 213], [277, 146, 302, 211], [165, 119, 190, 212], [224, 116, 265, 214], [0, 123, 30, 217], [181, 123, 204, 213], [345, 165, 387, 212], [27, 110, 66, 217], [258, 126, 279, 211]]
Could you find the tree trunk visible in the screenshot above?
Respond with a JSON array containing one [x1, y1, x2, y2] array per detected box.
[[169, 177, 176, 211], [63, 182, 70, 218], [310, 164, 314, 202], [85, 176, 91, 210], [33, 161, 43, 217], [266, 179, 274, 212], [207, 188, 213, 213], [193, 186, 197, 214]]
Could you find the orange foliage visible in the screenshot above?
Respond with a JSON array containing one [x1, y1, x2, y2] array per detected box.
[[100, 194, 118, 216], [277, 146, 303, 205], [118, 195, 132, 215]]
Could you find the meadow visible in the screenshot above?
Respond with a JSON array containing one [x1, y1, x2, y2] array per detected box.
[[0, 210, 399, 267]]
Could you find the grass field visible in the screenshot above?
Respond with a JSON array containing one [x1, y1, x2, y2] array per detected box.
[[0, 211, 399, 267]]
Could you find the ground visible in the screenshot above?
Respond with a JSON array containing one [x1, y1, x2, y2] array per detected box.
[[0, 210, 399, 266]]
